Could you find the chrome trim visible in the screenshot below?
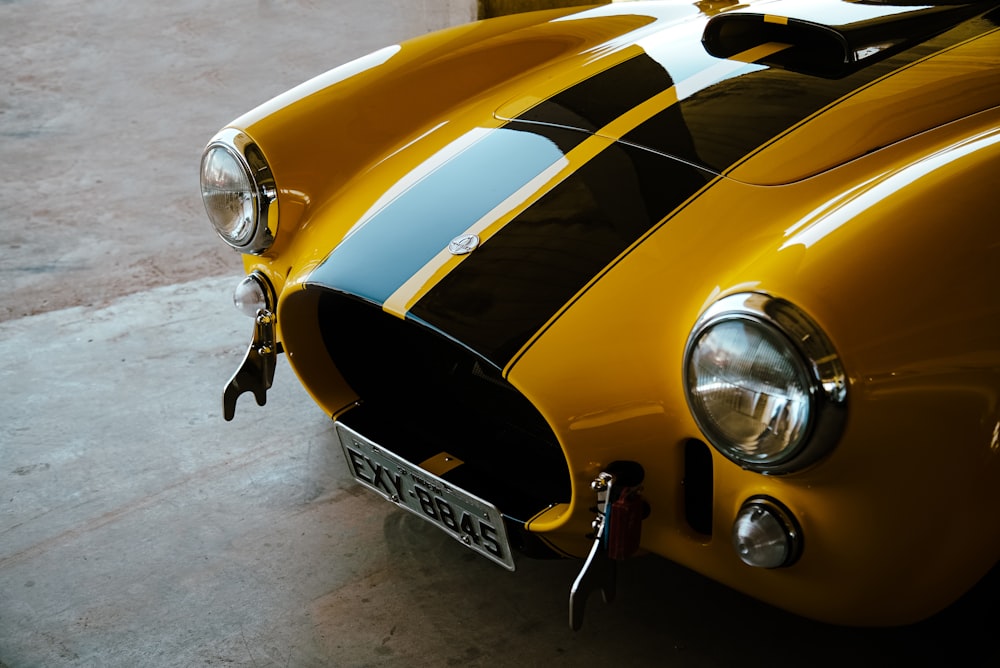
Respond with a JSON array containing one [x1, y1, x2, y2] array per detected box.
[[569, 472, 617, 631], [683, 292, 848, 474], [447, 233, 480, 255], [202, 128, 277, 254]]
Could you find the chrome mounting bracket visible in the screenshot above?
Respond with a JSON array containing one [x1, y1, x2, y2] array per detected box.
[[569, 472, 617, 631], [569, 461, 646, 630], [222, 309, 277, 421]]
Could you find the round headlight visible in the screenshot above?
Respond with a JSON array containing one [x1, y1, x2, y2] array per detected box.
[[200, 129, 276, 253], [684, 293, 846, 473], [201, 145, 255, 246]]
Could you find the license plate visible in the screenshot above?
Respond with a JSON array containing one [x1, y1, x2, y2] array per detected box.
[[336, 422, 515, 570]]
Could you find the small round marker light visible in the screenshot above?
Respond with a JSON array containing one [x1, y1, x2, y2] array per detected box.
[[732, 497, 801, 569], [233, 273, 272, 318]]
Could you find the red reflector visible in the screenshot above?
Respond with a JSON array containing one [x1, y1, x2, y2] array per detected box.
[[608, 487, 644, 560]]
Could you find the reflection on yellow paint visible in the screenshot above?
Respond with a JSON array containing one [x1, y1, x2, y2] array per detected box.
[[569, 401, 665, 431], [780, 128, 1000, 251]]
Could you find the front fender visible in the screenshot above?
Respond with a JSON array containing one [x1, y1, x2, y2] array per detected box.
[[226, 7, 661, 256]]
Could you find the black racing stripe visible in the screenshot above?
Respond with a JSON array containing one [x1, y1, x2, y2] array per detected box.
[[410, 127, 714, 367], [306, 121, 589, 306], [518, 53, 677, 133], [412, 9, 1000, 369], [626, 12, 1000, 173], [626, 66, 876, 172]]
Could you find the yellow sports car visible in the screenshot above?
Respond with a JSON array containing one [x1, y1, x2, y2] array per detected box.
[[199, 0, 1000, 627]]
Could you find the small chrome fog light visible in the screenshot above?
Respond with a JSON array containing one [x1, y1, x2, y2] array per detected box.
[[233, 272, 273, 318], [732, 497, 801, 569]]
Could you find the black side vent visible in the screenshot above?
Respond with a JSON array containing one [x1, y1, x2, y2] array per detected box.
[[683, 439, 714, 536], [702, 1, 991, 77]]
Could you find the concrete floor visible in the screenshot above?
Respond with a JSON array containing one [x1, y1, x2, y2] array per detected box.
[[2, 1, 999, 666]]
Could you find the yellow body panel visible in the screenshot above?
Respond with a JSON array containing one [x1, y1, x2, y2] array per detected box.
[[509, 106, 1000, 623], [204, 0, 1000, 625]]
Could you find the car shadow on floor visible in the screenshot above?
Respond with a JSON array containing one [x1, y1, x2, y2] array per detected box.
[[365, 507, 999, 667]]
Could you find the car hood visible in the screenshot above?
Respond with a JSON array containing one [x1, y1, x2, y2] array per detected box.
[[304, 118, 718, 369], [496, 0, 1000, 185], [298, 0, 1000, 370]]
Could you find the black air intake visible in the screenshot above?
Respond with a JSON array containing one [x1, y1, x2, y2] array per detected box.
[[702, 1, 994, 77]]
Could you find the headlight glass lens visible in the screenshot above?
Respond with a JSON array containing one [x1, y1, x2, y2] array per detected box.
[[684, 293, 846, 473], [732, 497, 801, 568], [687, 318, 812, 465], [200, 145, 256, 247]]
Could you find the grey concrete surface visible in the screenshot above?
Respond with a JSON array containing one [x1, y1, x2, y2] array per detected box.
[[2, 1, 1000, 666], [3, 279, 998, 667], [480, 0, 609, 18], [0, 0, 477, 322]]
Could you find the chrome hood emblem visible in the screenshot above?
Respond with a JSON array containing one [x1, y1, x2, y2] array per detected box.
[[447, 233, 480, 255]]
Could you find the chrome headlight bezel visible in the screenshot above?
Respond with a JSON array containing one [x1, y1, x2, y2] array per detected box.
[[200, 128, 277, 254], [683, 292, 847, 474]]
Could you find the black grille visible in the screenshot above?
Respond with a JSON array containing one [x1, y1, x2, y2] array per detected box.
[[316, 290, 571, 524]]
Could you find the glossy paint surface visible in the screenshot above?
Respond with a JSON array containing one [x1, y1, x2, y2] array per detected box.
[[511, 106, 1000, 624], [215, 0, 1000, 625], [298, 3, 1000, 371]]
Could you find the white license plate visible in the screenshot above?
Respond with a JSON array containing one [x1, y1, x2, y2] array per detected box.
[[336, 422, 515, 570]]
